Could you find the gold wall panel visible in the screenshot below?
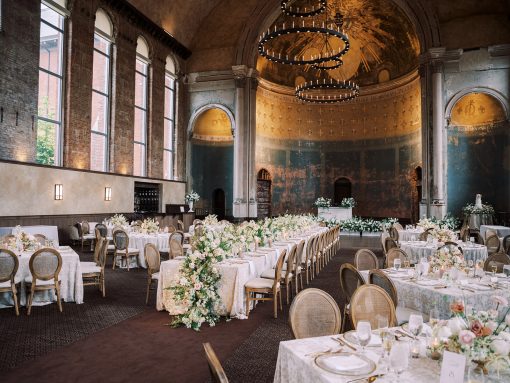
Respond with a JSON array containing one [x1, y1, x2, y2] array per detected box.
[[193, 108, 233, 142], [450, 92, 506, 128], [256, 77, 421, 141]]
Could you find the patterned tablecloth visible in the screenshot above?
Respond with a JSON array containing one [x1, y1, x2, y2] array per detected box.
[[480, 225, 510, 239], [360, 269, 510, 320], [399, 241, 488, 263], [397, 228, 424, 242], [274, 334, 445, 383], [0, 246, 83, 308]]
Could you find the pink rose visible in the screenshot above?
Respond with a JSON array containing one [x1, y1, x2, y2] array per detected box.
[[459, 330, 476, 346]]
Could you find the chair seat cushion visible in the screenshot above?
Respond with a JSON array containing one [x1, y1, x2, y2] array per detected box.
[[159, 247, 169, 253], [81, 263, 101, 274], [260, 269, 293, 280], [396, 306, 429, 325], [0, 278, 21, 288], [151, 271, 160, 280], [282, 264, 302, 272], [24, 277, 60, 286], [116, 248, 139, 254], [83, 234, 95, 239], [245, 278, 278, 289]]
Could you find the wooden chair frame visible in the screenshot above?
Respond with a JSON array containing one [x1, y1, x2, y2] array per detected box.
[[112, 229, 139, 271], [203, 342, 229, 383], [339, 263, 365, 332], [82, 237, 107, 297], [368, 269, 398, 307], [354, 249, 379, 271], [144, 243, 161, 304], [0, 248, 20, 316], [350, 284, 397, 329]]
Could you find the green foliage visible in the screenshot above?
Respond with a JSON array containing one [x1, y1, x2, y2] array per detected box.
[[36, 121, 56, 165]]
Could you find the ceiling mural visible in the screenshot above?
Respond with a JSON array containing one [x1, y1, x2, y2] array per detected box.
[[257, 0, 420, 87], [192, 108, 233, 142]]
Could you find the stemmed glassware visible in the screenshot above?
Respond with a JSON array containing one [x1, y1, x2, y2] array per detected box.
[[429, 308, 440, 327], [356, 321, 372, 354], [408, 314, 423, 337], [394, 258, 402, 271], [390, 342, 409, 381]]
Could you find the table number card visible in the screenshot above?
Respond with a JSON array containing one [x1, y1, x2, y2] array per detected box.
[[440, 351, 466, 383]]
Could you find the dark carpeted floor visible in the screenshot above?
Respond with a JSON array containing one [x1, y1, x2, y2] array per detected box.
[[0, 235, 382, 382]]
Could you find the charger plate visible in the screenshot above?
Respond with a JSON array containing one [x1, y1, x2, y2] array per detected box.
[[314, 352, 376, 376]]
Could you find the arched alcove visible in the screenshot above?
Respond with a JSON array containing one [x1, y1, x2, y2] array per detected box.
[[446, 91, 509, 215], [334, 178, 352, 205], [190, 107, 234, 217], [257, 168, 272, 218]]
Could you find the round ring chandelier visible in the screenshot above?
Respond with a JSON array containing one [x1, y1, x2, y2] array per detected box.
[[258, 21, 350, 67], [280, 0, 327, 18], [295, 79, 359, 104]]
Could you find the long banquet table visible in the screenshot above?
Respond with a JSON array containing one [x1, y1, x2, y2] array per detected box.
[[0, 246, 83, 308], [156, 228, 327, 318], [399, 240, 488, 263]]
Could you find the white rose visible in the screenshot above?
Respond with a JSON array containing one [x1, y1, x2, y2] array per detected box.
[[437, 326, 452, 339], [491, 339, 510, 356], [447, 317, 466, 336]]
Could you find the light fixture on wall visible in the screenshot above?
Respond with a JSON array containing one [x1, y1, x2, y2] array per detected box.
[[105, 187, 112, 201], [54, 184, 63, 200]]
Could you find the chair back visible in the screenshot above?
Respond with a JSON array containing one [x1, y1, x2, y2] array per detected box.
[[393, 222, 403, 231], [419, 228, 434, 241], [93, 237, 106, 264], [167, 224, 176, 233], [368, 269, 398, 307], [29, 248, 62, 281], [95, 223, 108, 238], [474, 232, 485, 245], [486, 234, 501, 254], [389, 226, 399, 242], [380, 232, 389, 254], [295, 240, 306, 268], [97, 238, 108, 270], [305, 235, 316, 265], [1, 234, 15, 246], [203, 343, 229, 383], [273, 249, 287, 290], [350, 284, 396, 329], [0, 248, 19, 284], [503, 235, 510, 255], [177, 220, 184, 231], [289, 288, 341, 339], [195, 224, 205, 237], [144, 243, 161, 274], [384, 237, 398, 252], [33, 234, 47, 246], [81, 221, 90, 234], [339, 263, 365, 303], [354, 249, 378, 271], [460, 225, 470, 242], [113, 229, 129, 251], [484, 252, 510, 273], [386, 248, 409, 268], [438, 242, 463, 254], [169, 231, 184, 245], [284, 244, 297, 282], [170, 241, 183, 259], [193, 219, 203, 225]]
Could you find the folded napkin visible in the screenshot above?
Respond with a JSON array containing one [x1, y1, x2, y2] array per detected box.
[[351, 333, 382, 347], [321, 354, 367, 372]]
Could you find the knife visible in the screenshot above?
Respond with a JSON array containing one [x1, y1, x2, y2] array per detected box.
[[346, 374, 385, 383]]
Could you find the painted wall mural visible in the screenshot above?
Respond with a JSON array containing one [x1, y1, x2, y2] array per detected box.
[[256, 77, 422, 219], [447, 92, 510, 216]]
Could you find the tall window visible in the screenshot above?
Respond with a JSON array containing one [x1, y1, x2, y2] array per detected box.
[[90, 9, 113, 172], [37, 0, 67, 165], [164, 56, 176, 180], [133, 36, 150, 177]]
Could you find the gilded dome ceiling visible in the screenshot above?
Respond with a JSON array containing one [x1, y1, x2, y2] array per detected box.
[[257, 0, 420, 88]]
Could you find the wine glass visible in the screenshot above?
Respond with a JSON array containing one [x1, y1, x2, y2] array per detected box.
[[408, 314, 423, 337], [394, 258, 402, 271], [503, 265, 510, 278], [429, 308, 440, 327], [390, 342, 409, 381], [356, 321, 372, 354], [491, 264, 498, 275]]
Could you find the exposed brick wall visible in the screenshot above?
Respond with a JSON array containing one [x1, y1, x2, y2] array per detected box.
[[0, 0, 39, 163], [0, 0, 186, 180]]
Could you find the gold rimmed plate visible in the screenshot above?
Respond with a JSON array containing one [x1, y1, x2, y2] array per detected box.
[[314, 352, 376, 376]]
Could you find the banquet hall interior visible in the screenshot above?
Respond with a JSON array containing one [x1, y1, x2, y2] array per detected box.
[[1, 0, 510, 382]]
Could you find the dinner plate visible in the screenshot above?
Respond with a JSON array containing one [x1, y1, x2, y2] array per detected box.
[[343, 330, 382, 347], [314, 352, 376, 376]]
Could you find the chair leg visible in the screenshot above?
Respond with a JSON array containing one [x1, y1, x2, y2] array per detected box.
[[145, 277, 151, 305], [12, 285, 19, 316], [245, 290, 250, 318], [27, 285, 35, 316], [55, 284, 63, 313], [112, 254, 116, 270], [101, 275, 106, 297], [286, 282, 290, 305], [300, 273, 304, 291], [273, 293, 277, 318]]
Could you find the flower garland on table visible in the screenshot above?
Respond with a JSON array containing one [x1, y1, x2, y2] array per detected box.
[[185, 190, 200, 203], [8, 226, 38, 251], [430, 296, 510, 373], [314, 197, 331, 208], [105, 213, 128, 227], [315, 216, 341, 228], [139, 218, 159, 234], [417, 214, 461, 231], [429, 227, 458, 242], [429, 245, 466, 271], [341, 217, 398, 233], [340, 197, 356, 208]]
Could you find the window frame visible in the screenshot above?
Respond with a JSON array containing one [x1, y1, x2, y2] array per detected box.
[[163, 70, 176, 180], [133, 55, 149, 177]]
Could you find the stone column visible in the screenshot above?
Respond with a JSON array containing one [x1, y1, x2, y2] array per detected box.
[[233, 72, 247, 218], [248, 76, 258, 218], [430, 60, 447, 218], [418, 61, 430, 219]]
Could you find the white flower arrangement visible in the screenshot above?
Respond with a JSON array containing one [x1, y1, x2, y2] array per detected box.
[[429, 245, 466, 271], [417, 217, 440, 231], [203, 214, 219, 226], [340, 197, 356, 208], [9, 226, 38, 251], [185, 191, 200, 203], [429, 227, 457, 242], [140, 218, 160, 234], [105, 214, 128, 227], [314, 197, 331, 208]]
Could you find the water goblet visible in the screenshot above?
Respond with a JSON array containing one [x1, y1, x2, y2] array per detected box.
[[394, 258, 402, 271], [390, 342, 409, 381], [408, 314, 423, 337], [356, 321, 372, 354], [429, 308, 440, 327]]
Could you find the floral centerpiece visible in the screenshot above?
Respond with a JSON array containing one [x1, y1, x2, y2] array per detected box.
[[417, 217, 440, 231], [105, 214, 128, 227], [340, 197, 356, 208], [140, 218, 159, 234], [462, 203, 495, 216], [185, 191, 200, 212], [314, 197, 331, 209], [429, 227, 457, 242], [430, 297, 510, 373], [429, 245, 466, 271], [9, 226, 38, 251], [341, 217, 397, 233], [203, 214, 219, 226]]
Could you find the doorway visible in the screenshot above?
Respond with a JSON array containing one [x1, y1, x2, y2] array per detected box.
[[212, 188, 226, 219], [334, 177, 352, 205], [257, 169, 272, 218]]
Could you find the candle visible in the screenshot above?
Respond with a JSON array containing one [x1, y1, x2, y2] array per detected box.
[[411, 340, 420, 358]]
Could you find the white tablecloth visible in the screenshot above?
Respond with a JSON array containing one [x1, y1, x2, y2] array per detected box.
[[10, 225, 59, 246], [397, 228, 423, 242], [360, 269, 510, 320], [274, 335, 444, 383], [121, 233, 170, 268], [480, 225, 510, 239], [400, 241, 488, 263], [0, 247, 83, 308]]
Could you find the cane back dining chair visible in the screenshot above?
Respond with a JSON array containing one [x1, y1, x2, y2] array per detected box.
[[354, 249, 379, 271], [0, 248, 20, 316], [81, 237, 108, 297], [26, 248, 63, 315], [261, 244, 296, 304], [484, 252, 510, 273], [485, 234, 501, 255], [144, 243, 161, 304], [350, 284, 397, 329], [112, 229, 139, 270], [289, 288, 341, 339], [339, 263, 365, 332], [385, 248, 410, 268]]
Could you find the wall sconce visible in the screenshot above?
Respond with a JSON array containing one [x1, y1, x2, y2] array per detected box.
[[54, 184, 63, 200], [105, 187, 112, 201]]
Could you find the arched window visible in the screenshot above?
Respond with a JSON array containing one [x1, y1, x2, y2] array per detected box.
[[90, 8, 113, 172], [163, 55, 176, 180], [334, 177, 352, 205], [36, 0, 68, 165], [133, 36, 150, 176]]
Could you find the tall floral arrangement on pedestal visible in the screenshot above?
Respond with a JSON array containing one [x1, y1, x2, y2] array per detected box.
[[429, 245, 466, 271], [185, 191, 200, 204], [140, 218, 159, 234], [340, 197, 356, 208], [314, 197, 331, 208], [105, 214, 128, 227]]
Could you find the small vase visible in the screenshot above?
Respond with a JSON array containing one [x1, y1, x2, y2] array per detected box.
[[188, 201, 194, 212]]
